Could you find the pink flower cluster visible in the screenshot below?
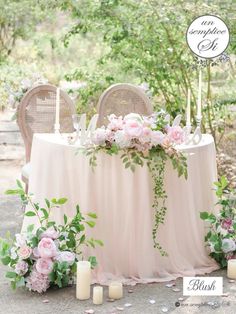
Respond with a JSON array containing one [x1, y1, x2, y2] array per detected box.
[[13, 227, 76, 293], [91, 113, 185, 151]]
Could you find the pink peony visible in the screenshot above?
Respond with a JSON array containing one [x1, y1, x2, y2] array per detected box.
[[38, 237, 57, 258], [107, 114, 124, 131], [124, 119, 143, 138], [167, 126, 185, 144], [151, 131, 165, 146], [36, 258, 53, 275], [26, 268, 50, 293], [18, 246, 32, 260], [221, 218, 232, 230], [15, 260, 28, 275], [56, 251, 75, 265], [40, 227, 59, 240]]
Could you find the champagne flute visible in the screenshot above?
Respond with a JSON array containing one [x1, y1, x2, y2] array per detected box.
[[72, 114, 81, 133]]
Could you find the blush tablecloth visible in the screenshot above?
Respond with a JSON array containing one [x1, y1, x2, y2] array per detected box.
[[22, 133, 219, 285]]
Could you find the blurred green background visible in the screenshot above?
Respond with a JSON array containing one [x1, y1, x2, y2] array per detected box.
[[0, 0, 236, 149]]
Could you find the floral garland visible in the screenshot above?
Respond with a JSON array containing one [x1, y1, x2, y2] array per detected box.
[[0, 181, 103, 293], [84, 112, 187, 256], [200, 176, 236, 268]]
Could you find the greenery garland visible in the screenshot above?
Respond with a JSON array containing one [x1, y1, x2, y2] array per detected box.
[[84, 144, 187, 256]]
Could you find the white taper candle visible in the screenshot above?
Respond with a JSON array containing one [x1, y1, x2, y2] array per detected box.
[[186, 88, 191, 126], [197, 69, 202, 119], [55, 87, 60, 127]]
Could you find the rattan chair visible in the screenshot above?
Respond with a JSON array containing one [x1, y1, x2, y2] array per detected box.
[[17, 84, 75, 190], [97, 83, 153, 127]]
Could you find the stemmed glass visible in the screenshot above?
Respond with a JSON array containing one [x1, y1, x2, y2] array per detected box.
[[72, 114, 81, 133]]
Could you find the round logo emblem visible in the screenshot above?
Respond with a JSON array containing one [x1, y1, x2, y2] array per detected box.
[[186, 15, 230, 59]]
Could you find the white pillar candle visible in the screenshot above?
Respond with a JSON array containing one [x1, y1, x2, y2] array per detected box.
[[108, 282, 123, 299], [186, 88, 191, 126], [55, 87, 60, 127], [93, 286, 103, 305], [227, 259, 236, 279], [76, 261, 91, 300], [197, 69, 202, 119]]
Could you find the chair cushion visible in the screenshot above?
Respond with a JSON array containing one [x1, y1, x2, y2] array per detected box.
[[22, 163, 31, 180]]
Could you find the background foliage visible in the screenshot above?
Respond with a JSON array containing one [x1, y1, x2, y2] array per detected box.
[[0, 0, 236, 146]]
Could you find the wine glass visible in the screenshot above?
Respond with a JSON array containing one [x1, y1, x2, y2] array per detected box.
[[72, 114, 81, 133]]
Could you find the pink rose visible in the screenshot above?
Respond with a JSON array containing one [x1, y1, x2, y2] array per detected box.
[[40, 227, 59, 240], [167, 126, 185, 144], [221, 218, 232, 230], [15, 260, 28, 275], [107, 114, 124, 131], [124, 119, 143, 138], [36, 258, 53, 275], [56, 251, 75, 265], [38, 237, 57, 258], [18, 246, 32, 260], [140, 127, 152, 143]]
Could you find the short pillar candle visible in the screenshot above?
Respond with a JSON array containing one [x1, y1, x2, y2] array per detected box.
[[93, 286, 103, 305], [108, 282, 123, 299], [76, 261, 91, 300], [227, 259, 236, 279]]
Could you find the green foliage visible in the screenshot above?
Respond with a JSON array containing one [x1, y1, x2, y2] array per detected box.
[[2, 181, 103, 291], [83, 141, 187, 256], [200, 176, 236, 268], [0, 0, 55, 62], [60, 0, 236, 140]]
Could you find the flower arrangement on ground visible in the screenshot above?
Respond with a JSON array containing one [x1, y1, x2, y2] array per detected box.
[[0, 181, 103, 293], [84, 112, 188, 255], [200, 176, 236, 268]]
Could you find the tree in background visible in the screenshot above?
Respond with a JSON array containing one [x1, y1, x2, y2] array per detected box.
[[0, 0, 55, 62], [59, 0, 236, 144]]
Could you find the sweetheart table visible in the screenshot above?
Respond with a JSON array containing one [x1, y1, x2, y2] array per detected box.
[[21, 133, 219, 285]]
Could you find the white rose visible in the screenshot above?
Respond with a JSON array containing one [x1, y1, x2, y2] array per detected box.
[[92, 127, 108, 145], [114, 130, 131, 148], [15, 234, 26, 247], [124, 113, 143, 122], [222, 238, 236, 253], [56, 251, 75, 265]]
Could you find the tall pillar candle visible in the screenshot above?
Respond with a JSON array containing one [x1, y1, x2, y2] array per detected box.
[[93, 286, 103, 305], [55, 87, 60, 129], [197, 69, 202, 119], [76, 261, 91, 300], [227, 259, 236, 279], [186, 88, 191, 125], [108, 282, 123, 299]]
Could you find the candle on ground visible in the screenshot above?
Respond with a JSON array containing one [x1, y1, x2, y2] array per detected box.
[[227, 259, 236, 279], [93, 286, 103, 305], [197, 69, 202, 119], [186, 88, 191, 126], [55, 87, 60, 128], [76, 261, 91, 300], [108, 282, 123, 299]]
